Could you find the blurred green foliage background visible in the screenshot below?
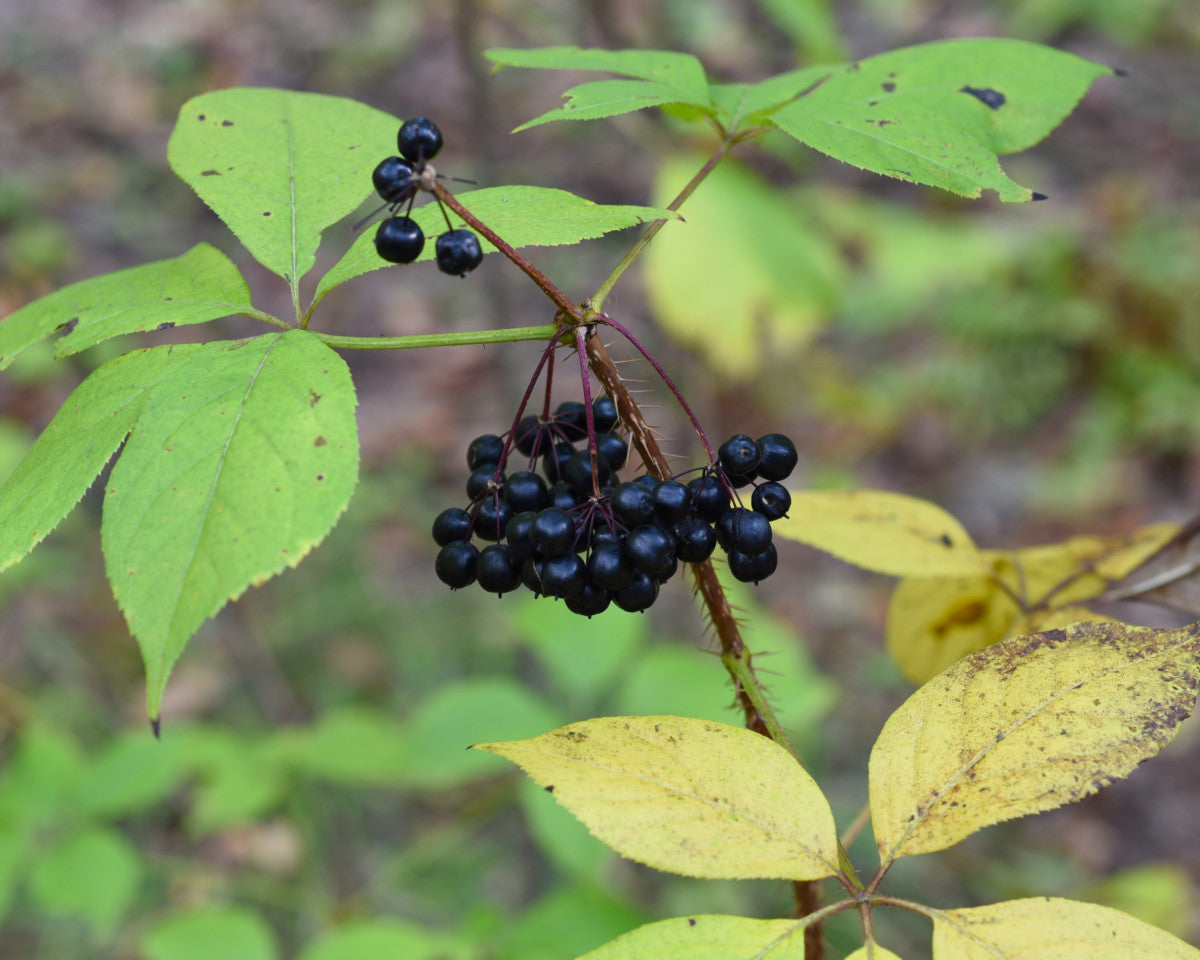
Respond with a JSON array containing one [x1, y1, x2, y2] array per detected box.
[[1, 0, 1199, 957]]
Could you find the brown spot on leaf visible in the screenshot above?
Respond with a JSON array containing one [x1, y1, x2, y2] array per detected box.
[[157, 322, 176, 331], [960, 85, 1006, 110], [309, 389, 322, 406], [882, 81, 896, 92], [544, 785, 554, 793], [314, 436, 327, 447], [221, 119, 234, 126], [688, 919, 697, 927], [200, 169, 221, 176], [57, 318, 79, 334]]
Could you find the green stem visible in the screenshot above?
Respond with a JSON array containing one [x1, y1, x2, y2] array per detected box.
[[590, 137, 733, 314], [239, 309, 293, 331], [312, 324, 560, 351]]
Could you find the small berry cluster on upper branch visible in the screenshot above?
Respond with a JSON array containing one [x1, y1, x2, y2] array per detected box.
[[432, 394, 797, 617], [368, 117, 482, 276]]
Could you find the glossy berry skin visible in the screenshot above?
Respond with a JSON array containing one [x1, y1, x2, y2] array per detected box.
[[432, 507, 473, 546], [542, 441, 575, 484], [474, 497, 513, 542], [374, 216, 425, 264], [611, 482, 656, 526], [504, 471, 550, 513], [718, 434, 761, 477], [673, 516, 717, 563], [435, 229, 483, 276], [530, 508, 575, 556], [588, 542, 634, 591], [625, 525, 677, 581], [613, 570, 659, 613], [539, 553, 587, 598], [477, 544, 522, 595], [505, 510, 539, 559], [372, 156, 418, 205], [596, 431, 628, 471], [727, 543, 778, 584], [717, 508, 772, 555], [653, 480, 692, 523], [553, 401, 587, 436], [756, 433, 798, 481], [565, 449, 611, 496], [435, 541, 478, 588], [566, 584, 611, 618], [547, 481, 581, 512], [466, 466, 502, 499], [467, 434, 505, 471], [591, 396, 619, 433], [751, 481, 791, 521], [397, 116, 444, 164], [688, 475, 731, 522]]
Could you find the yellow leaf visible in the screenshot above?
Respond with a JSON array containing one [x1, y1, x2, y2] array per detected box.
[[886, 524, 1180, 684], [846, 943, 907, 960], [576, 915, 807, 960], [774, 490, 986, 577], [869, 621, 1200, 863], [887, 574, 1016, 684], [931, 897, 1200, 959], [473, 716, 840, 881]]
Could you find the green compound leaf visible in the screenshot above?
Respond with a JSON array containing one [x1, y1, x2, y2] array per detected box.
[[0, 244, 251, 369], [769, 39, 1113, 201], [168, 88, 399, 282], [0, 345, 199, 573], [709, 66, 834, 130], [575, 915, 808, 960], [101, 329, 359, 719], [486, 47, 712, 129], [316, 186, 675, 302]]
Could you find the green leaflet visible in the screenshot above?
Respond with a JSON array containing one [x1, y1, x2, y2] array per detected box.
[[142, 906, 279, 960], [770, 39, 1112, 201], [0, 344, 201, 573], [168, 88, 399, 282], [27, 827, 142, 940], [485, 46, 712, 129], [316, 186, 675, 302], [0, 243, 251, 369], [101, 329, 359, 719]]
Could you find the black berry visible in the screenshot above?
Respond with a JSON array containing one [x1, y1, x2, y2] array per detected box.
[[374, 216, 425, 264], [718, 434, 761, 477], [435, 541, 478, 588], [435, 229, 483, 276], [596, 431, 628, 471], [673, 516, 717, 563], [727, 544, 778, 584], [474, 497, 513, 542], [613, 570, 659, 613], [588, 542, 634, 591], [653, 480, 692, 523], [432, 507, 472, 546], [372, 156, 418, 206], [539, 553, 588, 598], [467, 434, 506, 471], [611, 482, 656, 526], [717, 508, 772, 555], [624, 524, 677, 581], [504, 471, 550, 513], [751, 481, 791, 521], [397, 116, 444, 164], [756, 433, 798, 481], [477, 544, 522, 595], [530, 508, 575, 556], [591, 396, 619, 433], [566, 584, 611, 618]]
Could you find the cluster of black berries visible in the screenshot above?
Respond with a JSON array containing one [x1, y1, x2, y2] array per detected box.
[[431, 396, 798, 616], [369, 117, 483, 276]]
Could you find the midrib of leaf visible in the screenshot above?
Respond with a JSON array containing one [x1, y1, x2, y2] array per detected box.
[[157, 337, 277, 668], [753, 918, 814, 959], [529, 736, 838, 872], [881, 632, 1197, 864], [817, 114, 983, 181], [286, 102, 301, 318]]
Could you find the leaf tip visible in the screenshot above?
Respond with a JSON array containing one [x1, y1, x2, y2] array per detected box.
[[1031, 192, 1049, 202], [150, 716, 162, 740]]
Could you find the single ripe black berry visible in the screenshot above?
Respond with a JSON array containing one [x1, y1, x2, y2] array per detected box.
[[610, 482, 656, 526], [435, 229, 483, 276], [688, 474, 731, 522], [565, 449, 611, 496], [653, 480, 692, 523], [755, 433, 798, 481], [613, 570, 659, 613], [751, 481, 791, 521], [467, 434, 506, 471], [504, 471, 550, 513], [591, 395, 619, 433], [530, 508, 575, 556], [432, 507, 472, 546], [547, 481, 582, 512], [542, 441, 575, 484], [374, 216, 425, 264], [727, 543, 778, 584], [588, 541, 634, 591], [397, 116, 444, 164], [596, 431, 628, 471], [624, 524, 677, 581], [466, 466, 503, 499], [538, 552, 588, 598], [553, 401, 588, 437], [505, 510, 539, 559], [718, 434, 761, 477], [474, 497, 513, 542], [372, 156, 418, 205], [476, 544, 522, 595], [435, 540, 478, 588], [717, 508, 772, 555], [566, 584, 611, 618], [673, 516, 717, 563]]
